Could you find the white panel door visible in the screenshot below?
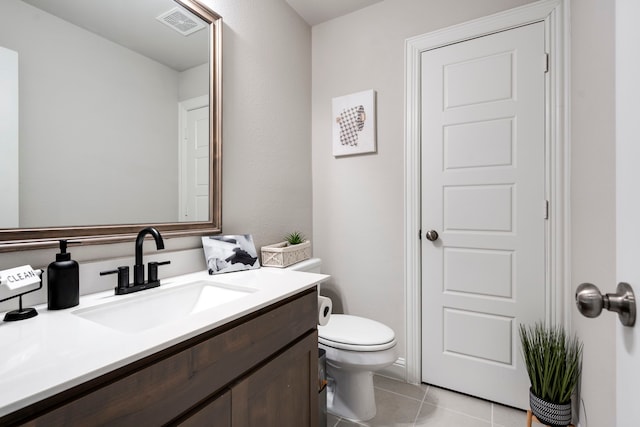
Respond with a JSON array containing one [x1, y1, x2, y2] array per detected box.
[[421, 22, 546, 409], [182, 105, 209, 222]]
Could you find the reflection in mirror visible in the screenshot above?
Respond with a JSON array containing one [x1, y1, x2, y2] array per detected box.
[[0, 0, 222, 249], [0, 46, 19, 228]]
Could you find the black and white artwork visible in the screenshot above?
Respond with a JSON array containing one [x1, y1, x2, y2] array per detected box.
[[332, 89, 376, 157], [202, 235, 260, 275]]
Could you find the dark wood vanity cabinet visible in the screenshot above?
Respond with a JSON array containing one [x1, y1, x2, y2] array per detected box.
[[231, 332, 318, 426], [2, 288, 319, 427], [176, 390, 231, 427]]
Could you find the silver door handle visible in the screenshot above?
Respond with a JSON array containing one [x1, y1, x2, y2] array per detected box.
[[575, 282, 636, 327], [425, 230, 439, 242]]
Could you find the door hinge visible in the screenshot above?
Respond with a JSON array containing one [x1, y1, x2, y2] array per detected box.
[[543, 200, 549, 219], [544, 53, 550, 73]]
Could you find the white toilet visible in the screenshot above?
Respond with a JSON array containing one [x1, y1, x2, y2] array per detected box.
[[287, 258, 398, 421]]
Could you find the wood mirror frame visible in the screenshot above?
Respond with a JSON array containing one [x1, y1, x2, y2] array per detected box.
[[0, 0, 222, 252]]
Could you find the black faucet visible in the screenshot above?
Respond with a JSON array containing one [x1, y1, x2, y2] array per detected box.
[[134, 226, 164, 286], [100, 227, 170, 295]]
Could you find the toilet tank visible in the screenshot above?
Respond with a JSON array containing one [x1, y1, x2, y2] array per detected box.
[[286, 258, 322, 273]]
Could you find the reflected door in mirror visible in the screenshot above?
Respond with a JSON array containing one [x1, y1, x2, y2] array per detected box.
[[0, 46, 19, 228]]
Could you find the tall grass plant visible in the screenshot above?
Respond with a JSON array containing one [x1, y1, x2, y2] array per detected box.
[[519, 322, 583, 404]]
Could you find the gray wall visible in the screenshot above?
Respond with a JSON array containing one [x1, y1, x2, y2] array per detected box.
[[213, 0, 313, 246], [179, 63, 209, 101]]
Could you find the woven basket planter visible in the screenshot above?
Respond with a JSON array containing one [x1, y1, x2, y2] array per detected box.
[[261, 240, 311, 268], [529, 389, 572, 427]]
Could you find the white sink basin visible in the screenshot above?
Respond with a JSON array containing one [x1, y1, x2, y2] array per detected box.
[[73, 281, 255, 333]]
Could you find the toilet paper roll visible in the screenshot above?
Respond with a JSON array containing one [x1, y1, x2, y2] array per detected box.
[[317, 295, 332, 326]]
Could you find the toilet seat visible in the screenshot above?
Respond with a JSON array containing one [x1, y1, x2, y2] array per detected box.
[[318, 314, 396, 352]]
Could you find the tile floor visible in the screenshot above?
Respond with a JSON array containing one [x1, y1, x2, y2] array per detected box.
[[326, 375, 537, 427]]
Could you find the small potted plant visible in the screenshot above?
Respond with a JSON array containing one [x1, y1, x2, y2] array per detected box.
[[261, 231, 311, 268], [285, 231, 305, 246], [519, 322, 583, 427]]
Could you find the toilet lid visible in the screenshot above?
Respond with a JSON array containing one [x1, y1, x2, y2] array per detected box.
[[318, 314, 396, 351]]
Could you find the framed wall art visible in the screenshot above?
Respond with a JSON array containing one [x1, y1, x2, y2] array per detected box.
[[332, 89, 376, 157], [202, 234, 260, 275]]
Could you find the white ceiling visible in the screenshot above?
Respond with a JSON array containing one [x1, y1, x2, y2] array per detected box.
[[285, 0, 384, 26]]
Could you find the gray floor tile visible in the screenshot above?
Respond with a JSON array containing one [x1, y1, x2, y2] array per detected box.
[[345, 387, 422, 427], [414, 401, 491, 427], [374, 375, 428, 401], [492, 403, 527, 427], [327, 412, 341, 427], [329, 375, 528, 427], [423, 385, 492, 422]]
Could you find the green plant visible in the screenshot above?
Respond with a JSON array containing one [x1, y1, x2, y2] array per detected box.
[[285, 231, 305, 245], [519, 322, 583, 404]]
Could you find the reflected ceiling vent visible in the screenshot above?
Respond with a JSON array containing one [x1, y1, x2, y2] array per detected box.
[[156, 7, 205, 36]]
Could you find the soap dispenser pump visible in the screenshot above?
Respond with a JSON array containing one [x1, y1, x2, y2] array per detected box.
[[47, 240, 79, 310]]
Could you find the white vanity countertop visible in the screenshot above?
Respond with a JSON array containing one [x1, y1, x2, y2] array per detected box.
[[0, 268, 328, 418]]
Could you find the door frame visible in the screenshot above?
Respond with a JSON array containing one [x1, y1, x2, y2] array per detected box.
[[403, 0, 570, 384]]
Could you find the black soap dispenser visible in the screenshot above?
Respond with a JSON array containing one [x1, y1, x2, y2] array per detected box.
[[47, 240, 79, 310]]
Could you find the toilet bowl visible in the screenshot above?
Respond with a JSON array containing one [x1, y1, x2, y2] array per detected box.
[[286, 258, 398, 421], [319, 314, 397, 421]]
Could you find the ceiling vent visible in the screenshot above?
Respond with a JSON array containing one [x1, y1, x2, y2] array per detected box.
[[156, 7, 205, 36]]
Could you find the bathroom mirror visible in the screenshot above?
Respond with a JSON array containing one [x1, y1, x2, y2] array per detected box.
[[0, 0, 222, 250]]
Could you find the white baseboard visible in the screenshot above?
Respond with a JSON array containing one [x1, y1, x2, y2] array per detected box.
[[377, 357, 407, 382]]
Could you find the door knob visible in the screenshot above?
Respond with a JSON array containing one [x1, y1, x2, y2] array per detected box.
[[425, 230, 439, 242], [575, 282, 636, 327]]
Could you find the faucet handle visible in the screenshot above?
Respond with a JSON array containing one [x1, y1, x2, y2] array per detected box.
[[148, 261, 170, 284], [100, 266, 130, 293]]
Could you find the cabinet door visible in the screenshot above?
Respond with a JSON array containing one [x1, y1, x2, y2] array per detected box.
[[232, 331, 318, 427], [175, 390, 231, 427]]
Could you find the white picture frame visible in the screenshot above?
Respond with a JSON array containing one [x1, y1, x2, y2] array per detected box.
[[332, 89, 376, 157]]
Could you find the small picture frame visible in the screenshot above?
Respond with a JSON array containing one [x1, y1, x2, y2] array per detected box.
[[202, 235, 260, 275], [332, 89, 376, 157]]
